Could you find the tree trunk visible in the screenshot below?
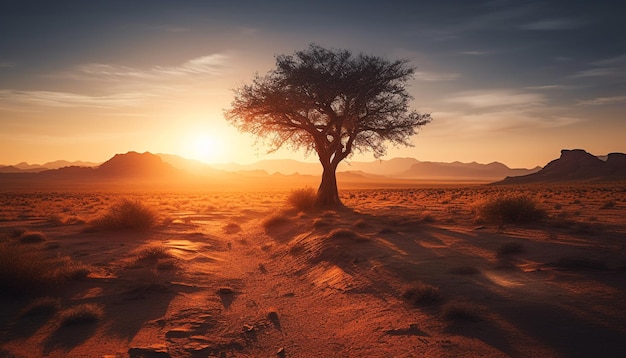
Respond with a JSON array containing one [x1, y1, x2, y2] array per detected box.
[[316, 163, 342, 209]]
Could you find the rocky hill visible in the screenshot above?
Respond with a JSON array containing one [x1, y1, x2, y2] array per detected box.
[[495, 149, 626, 184]]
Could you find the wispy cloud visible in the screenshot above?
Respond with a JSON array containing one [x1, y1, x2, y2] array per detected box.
[[413, 71, 460, 82], [0, 89, 148, 109], [524, 84, 576, 90], [447, 89, 545, 108], [72, 54, 229, 80], [577, 95, 626, 106], [0, 62, 15, 68], [461, 51, 490, 56], [572, 54, 626, 79], [520, 18, 585, 31]]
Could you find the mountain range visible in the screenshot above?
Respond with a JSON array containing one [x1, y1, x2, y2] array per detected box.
[[0, 152, 541, 182], [1, 149, 624, 190]]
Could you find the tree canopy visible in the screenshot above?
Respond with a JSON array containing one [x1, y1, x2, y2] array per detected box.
[[225, 44, 431, 208]]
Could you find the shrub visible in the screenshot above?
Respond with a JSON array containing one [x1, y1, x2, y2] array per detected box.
[[287, 187, 317, 212], [59, 304, 104, 326], [442, 302, 481, 322], [20, 297, 61, 317], [0, 243, 57, 296], [88, 198, 157, 232], [475, 195, 546, 225], [401, 281, 441, 306], [262, 214, 290, 231], [18, 231, 47, 244]]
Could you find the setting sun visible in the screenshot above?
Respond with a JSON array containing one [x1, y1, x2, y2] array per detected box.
[[181, 132, 222, 164]]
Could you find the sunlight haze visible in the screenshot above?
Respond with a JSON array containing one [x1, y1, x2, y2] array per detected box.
[[1, 0, 625, 168]]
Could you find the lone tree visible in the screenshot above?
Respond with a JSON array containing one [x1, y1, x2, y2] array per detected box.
[[225, 44, 431, 208]]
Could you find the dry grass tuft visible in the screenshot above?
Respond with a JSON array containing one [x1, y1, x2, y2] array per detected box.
[[326, 228, 369, 243], [87, 198, 157, 232], [18, 231, 47, 244], [475, 195, 547, 225], [402, 281, 442, 306], [59, 304, 104, 326], [263, 214, 291, 231], [287, 187, 317, 212], [442, 302, 481, 322], [20, 297, 62, 317], [0, 243, 57, 296]]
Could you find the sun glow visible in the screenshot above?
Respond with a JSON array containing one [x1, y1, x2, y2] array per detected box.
[[181, 132, 222, 164]]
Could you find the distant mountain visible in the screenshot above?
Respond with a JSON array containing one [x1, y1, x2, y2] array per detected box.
[[43, 160, 99, 169], [0, 160, 99, 173], [399, 161, 540, 180], [97, 151, 182, 178], [212, 159, 322, 176], [212, 157, 538, 181], [495, 149, 626, 184], [156, 153, 224, 175]]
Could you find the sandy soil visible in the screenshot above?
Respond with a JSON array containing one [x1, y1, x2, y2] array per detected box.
[[1, 184, 625, 357]]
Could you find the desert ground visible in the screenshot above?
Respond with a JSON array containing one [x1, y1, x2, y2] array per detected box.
[[1, 184, 625, 357]]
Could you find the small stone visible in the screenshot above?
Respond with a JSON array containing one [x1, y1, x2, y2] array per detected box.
[[277, 347, 285, 356]]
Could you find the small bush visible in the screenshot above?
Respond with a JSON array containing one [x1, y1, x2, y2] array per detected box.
[[0, 243, 57, 296], [18, 231, 47, 244], [88, 198, 157, 232], [401, 281, 442, 306], [59, 304, 104, 326], [20, 297, 61, 317], [262, 214, 290, 231], [442, 302, 481, 322], [287, 187, 317, 212], [326, 228, 369, 243], [475, 195, 546, 225]]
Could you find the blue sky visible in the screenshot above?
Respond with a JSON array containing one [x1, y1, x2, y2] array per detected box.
[[1, 0, 625, 167]]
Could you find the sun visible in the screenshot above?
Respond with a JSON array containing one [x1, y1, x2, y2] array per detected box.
[[181, 133, 221, 163]]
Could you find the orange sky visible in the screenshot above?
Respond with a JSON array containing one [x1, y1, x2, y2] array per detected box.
[[1, 1, 625, 169]]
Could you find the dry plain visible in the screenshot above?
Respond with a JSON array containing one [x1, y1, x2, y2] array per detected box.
[[1, 184, 625, 357]]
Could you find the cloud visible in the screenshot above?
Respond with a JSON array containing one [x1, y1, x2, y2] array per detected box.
[[577, 95, 626, 106], [524, 84, 575, 90], [0, 89, 148, 109], [74, 54, 228, 80], [413, 71, 460, 82], [520, 18, 585, 31], [447, 90, 545, 108], [461, 51, 490, 56], [0, 62, 15, 68]]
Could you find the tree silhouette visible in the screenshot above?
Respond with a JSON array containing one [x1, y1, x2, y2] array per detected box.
[[225, 44, 431, 208]]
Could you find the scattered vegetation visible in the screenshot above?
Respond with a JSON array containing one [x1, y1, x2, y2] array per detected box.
[[20, 297, 61, 317], [287, 187, 317, 212], [0, 243, 58, 296], [401, 281, 442, 306], [18, 231, 47, 244], [0, 241, 92, 297], [59, 304, 104, 326], [442, 302, 481, 322], [475, 195, 547, 225], [600, 200, 616, 209], [87, 198, 157, 232], [262, 214, 291, 231], [326, 228, 369, 243]]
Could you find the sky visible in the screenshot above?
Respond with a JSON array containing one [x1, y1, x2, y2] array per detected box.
[[1, 0, 625, 169]]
